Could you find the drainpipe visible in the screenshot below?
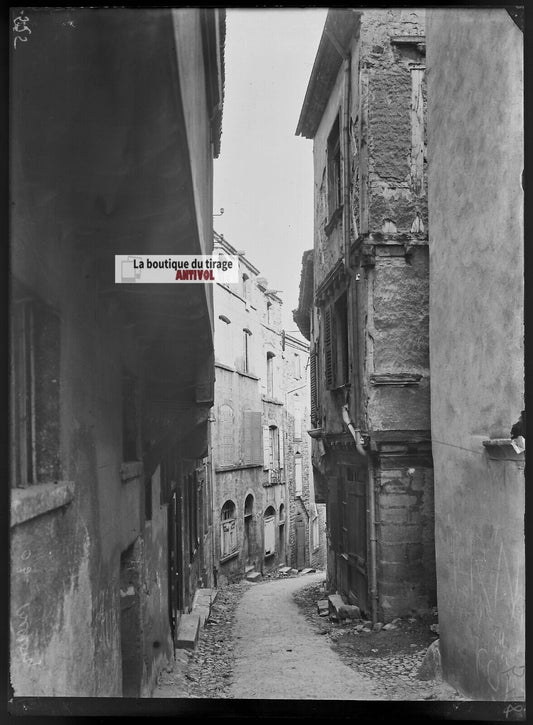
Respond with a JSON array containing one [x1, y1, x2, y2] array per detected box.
[[341, 404, 378, 625]]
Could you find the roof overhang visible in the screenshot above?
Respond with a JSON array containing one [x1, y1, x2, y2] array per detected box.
[[296, 9, 362, 139], [293, 250, 314, 341]]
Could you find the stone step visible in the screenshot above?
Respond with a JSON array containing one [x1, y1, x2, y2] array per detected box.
[[246, 571, 261, 582], [192, 587, 217, 627], [278, 566, 291, 574], [317, 599, 329, 617], [300, 567, 316, 575], [245, 565, 256, 574], [176, 613, 200, 650]]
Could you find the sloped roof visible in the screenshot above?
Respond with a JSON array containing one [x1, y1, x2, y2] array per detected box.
[[296, 9, 361, 140]]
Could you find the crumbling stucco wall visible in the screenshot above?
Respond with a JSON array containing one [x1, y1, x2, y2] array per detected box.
[[427, 8, 524, 701]]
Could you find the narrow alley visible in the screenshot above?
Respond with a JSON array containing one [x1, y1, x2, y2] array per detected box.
[[9, 6, 524, 715], [153, 571, 464, 701]]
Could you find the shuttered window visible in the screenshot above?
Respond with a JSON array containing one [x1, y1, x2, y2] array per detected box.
[[323, 292, 349, 391], [323, 305, 335, 389], [310, 349, 319, 426], [262, 425, 271, 470]]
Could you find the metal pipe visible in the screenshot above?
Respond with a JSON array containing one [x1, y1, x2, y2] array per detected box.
[[367, 456, 379, 625], [341, 404, 366, 458]]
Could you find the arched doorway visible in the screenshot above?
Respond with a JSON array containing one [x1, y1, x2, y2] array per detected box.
[[278, 504, 286, 563], [243, 494, 254, 566]]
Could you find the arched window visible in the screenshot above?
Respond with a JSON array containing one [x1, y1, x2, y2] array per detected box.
[[243, 328, 252, 373], [264, 506, 276, 557], [267, 351, 275, 397], [279, 503, 285, 522], [294, 452, 303, 496], [244, 493, 254, 518], [220, 500, 237, 559]]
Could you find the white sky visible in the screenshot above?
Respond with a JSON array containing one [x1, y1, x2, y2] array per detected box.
[[213, 8, 328, 331]]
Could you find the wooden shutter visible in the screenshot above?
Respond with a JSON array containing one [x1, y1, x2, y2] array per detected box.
[[249, 411, 263, 465], [262, 425, 271, 470], [279, 428, 284, 469], [310, 350, 318, 426], [243, 410, 263, 464], [324, 305, 335, 389]]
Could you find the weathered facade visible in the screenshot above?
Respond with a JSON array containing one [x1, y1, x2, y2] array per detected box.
[[10, 8, 224, 697], [211, 233, 325, 585], [426, 8, 524, 701], [295, 8, 435, 622]]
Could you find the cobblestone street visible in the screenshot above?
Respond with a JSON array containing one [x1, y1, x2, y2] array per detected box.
[[153, 572, 465, 701]]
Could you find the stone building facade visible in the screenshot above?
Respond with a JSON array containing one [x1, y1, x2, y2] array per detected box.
[[294, 8, 435, 623], [10, 8, 224, 698], [426, 8, 524, 701], [211, 233, 326, 585]]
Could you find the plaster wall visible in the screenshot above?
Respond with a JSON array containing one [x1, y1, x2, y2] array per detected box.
[[427, 8, 524, 700]]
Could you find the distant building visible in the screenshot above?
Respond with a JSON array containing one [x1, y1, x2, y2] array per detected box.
[[426, 8, 524, 700], [295, 8, 435, 622], [10, 8, 224, 697], [211, 233, 326, 584]]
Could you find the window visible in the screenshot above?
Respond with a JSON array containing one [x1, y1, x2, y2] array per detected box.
[[294, 454, 303, 496], [11, 291, 60, 488], [263, 424, 284, 484], [217, 404, 234, 466], [323, 291, 349, 390], [269, 426, 279, 471], [264, 506, 276, 556], [266, 301, 272, 325], [242, 273, 249, 300], [310, 347, 319, 427], [244, 494, 254, 517], [266, 352, 275, 397], [327, 114, 342, 219], [243, 329, 252, 373], [293, 395, 302, 441], [221, 500, 238, 559], [294, 353, 301, 379]]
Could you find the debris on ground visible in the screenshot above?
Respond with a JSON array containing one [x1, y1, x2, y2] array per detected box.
[[292, 582, 466, 701]]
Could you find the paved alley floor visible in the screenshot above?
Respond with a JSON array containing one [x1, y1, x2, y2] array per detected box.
[[153, 571, 465, 703], [229, 572, 379, 700]]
